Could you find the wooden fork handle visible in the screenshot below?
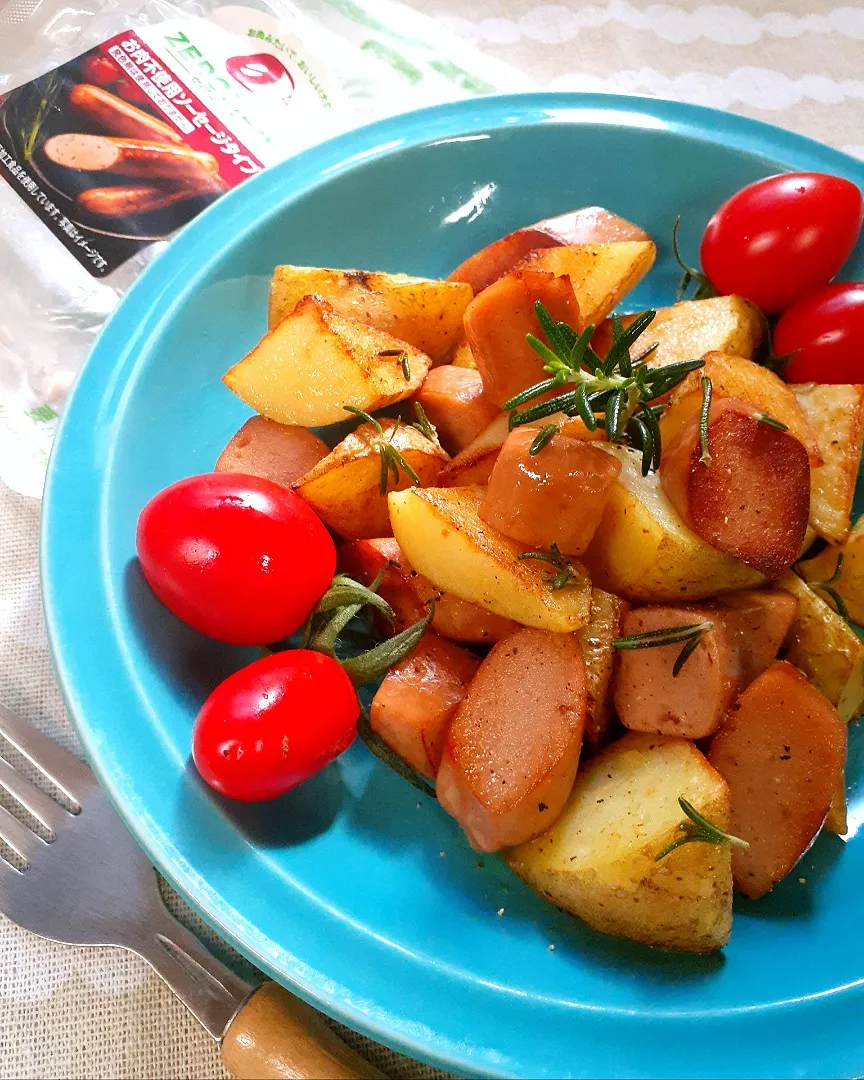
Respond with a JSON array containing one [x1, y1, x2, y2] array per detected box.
[[221, 981, 386, 1080]]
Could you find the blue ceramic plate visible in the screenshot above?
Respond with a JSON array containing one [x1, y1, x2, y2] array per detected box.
[[42, 94, 864, 1079]]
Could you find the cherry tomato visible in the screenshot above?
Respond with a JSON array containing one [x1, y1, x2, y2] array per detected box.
[[137, 473, 335, 645], [80, 53, 118, 88], [775, 283, 864, 383], [700, 173, 863, 313], [193, 650, 358, 800], [114, 76, 153, 108]]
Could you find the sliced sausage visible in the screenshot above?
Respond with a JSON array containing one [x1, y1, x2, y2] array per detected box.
[[414, 366, 499, 455], [45, 134, 219, 183], [215, 417, 330, 489]]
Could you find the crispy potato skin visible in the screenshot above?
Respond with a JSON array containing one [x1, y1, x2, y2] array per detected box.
[[337, 537, 518, 644], [388, 486, 592, 632], [480, 428, 621, 554], [583, 446, 765, 602], [506, 732, 733, 953], [224, 295, 432, 427], [515, 241, 655, 326], [464, 269, 582, 408], [437, 628, 586, 851], [798, 515, 864, 627], [709, 661, 847, 899], [577, 588, 629, 750], [660, 398, 811, 578], [619, 297, 762, 371], [268, 266, 472, 360], [414, 366, 499, 455], [214, 417, 329, 488], [792, 383, 864, 542], [293, 418, 448, 539], [370, 632, 480, 779]]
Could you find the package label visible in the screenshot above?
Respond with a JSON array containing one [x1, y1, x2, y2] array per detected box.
[[0, 18, 339, 276]]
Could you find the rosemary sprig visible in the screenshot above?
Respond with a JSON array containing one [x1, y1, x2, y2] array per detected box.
[[344, 407, 421, 495], [20, 71, 62, 162], [529, 424, 558, 455], [807, 554, 851, 623], [671, 217, 717, 302], [504, 303, 704, 474], [517, 542, 583, 591], [411, 402, 440, 446], [699, 375, 713, 466], [613, 621, 714, 677], [757, 412, 788, 431], [655, 796, 749, 862], [376, 349, 411, 381]]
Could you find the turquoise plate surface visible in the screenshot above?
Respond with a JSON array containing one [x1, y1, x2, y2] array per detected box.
[[42, 94, 864, 1079]]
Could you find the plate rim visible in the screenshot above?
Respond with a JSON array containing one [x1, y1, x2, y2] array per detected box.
[[41, 91, 864, 1079]]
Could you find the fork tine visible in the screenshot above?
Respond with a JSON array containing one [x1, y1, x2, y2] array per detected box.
[[0, 755, 72, 833], [0, 803, 45, 863], [0, 704, 94, 805]]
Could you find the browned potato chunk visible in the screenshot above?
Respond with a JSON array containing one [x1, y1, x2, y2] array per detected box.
[[709, 661, 847, 898], [798, 515, 864, 626], [294, 419, 448, 539], [437, 628, 586, 850], [516, 241, 656, 326], [268, 266, 472, 360], [506, 733, 733, 953], [792, 383, 864, 542], [224, 295, 431, 427], [576, 588, 629, 750], [215, 416, 329, 487], [629, 296, 763, 370]]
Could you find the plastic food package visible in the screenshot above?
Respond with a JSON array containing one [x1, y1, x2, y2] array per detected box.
[[0, 0, 533, 497]]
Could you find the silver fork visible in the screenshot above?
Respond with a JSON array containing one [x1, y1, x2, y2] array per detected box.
[[0, 702, 383, 1080]]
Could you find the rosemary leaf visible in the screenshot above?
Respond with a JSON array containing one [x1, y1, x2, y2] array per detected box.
[[344, 405, 383, 434], [412, 402, 440, 445], [699, 375, 713, 466], [401, 354, 411, 382], [530, 424, 558, 455], [655, 796, 749, 862], [757, 412, 788, 431]]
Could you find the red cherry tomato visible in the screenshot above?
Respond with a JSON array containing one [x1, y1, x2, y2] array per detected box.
[[114, 76, 154, 108], [775, 283, 864, 384], [137, 473, 335, 645], [80, 53, 118, 88], [700, 173, 863, 313], [193, 650, 359, 800]]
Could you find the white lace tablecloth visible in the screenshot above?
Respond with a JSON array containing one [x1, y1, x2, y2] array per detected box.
[[2, 1, 862, 1076]]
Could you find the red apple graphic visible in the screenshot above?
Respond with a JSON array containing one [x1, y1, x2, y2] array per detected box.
[[225, 53, 295, 97]]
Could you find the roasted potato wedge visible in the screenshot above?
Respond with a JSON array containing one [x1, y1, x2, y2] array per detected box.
[[215, 416, 329, 488], [792, 383, 864, 542], [576, 588, 629, 750], [709, 661, 846, 898], [338, 537, 518, 644], [437, 628, 586, 850], [798, 515, 864, 627], [506, 732, 733, 953], [516, 241, 656, 326], [450, 339, 478, 369], [634, 296, 762, 370], [370, 632, 480, 780], [224, 296, 431, 427], [388, 485, 592, 632], [660, 398, 811, 577], [294, 418, 448, 539], [447, 207, 649, 293], [660, 352, 821, 465], [777, 571, 864, 721], [583, 446, 764, 602], [268, 266, 472, 360]]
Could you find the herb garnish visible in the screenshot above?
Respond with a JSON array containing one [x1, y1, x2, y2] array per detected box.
[[517, 542, 583, 591], [613, 621, 714, 677], [344, 407, 421, 495], [529, 424, 558, 455], [699, 375, 713, 466], [757, 412, 788, 431], [503, 303, 704, 476], [655, 796, 749, 862], [807, 553, 851, 623], [671, 217, 717, 302], [411, 402, 440, 445]]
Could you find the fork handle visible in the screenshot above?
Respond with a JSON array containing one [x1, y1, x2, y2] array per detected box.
[[221, 981, 386, 1080]]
